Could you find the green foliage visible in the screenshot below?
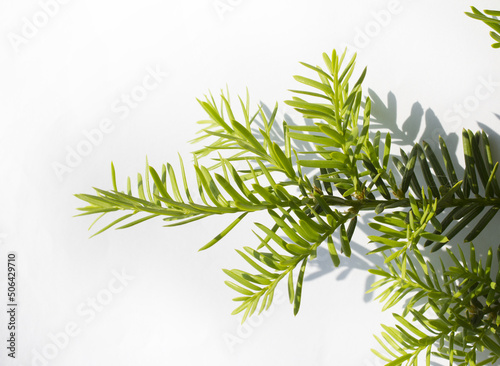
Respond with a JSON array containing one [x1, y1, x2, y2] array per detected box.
[[76, 12, 500, 365], [370, 244, 500, 365], [466, 7, 500, 48]]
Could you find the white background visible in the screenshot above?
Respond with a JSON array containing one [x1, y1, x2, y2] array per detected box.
[[1, 0, 500, 365]]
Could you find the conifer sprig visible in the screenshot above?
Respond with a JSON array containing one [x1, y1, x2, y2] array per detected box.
[[76, 10, 500, 363]]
